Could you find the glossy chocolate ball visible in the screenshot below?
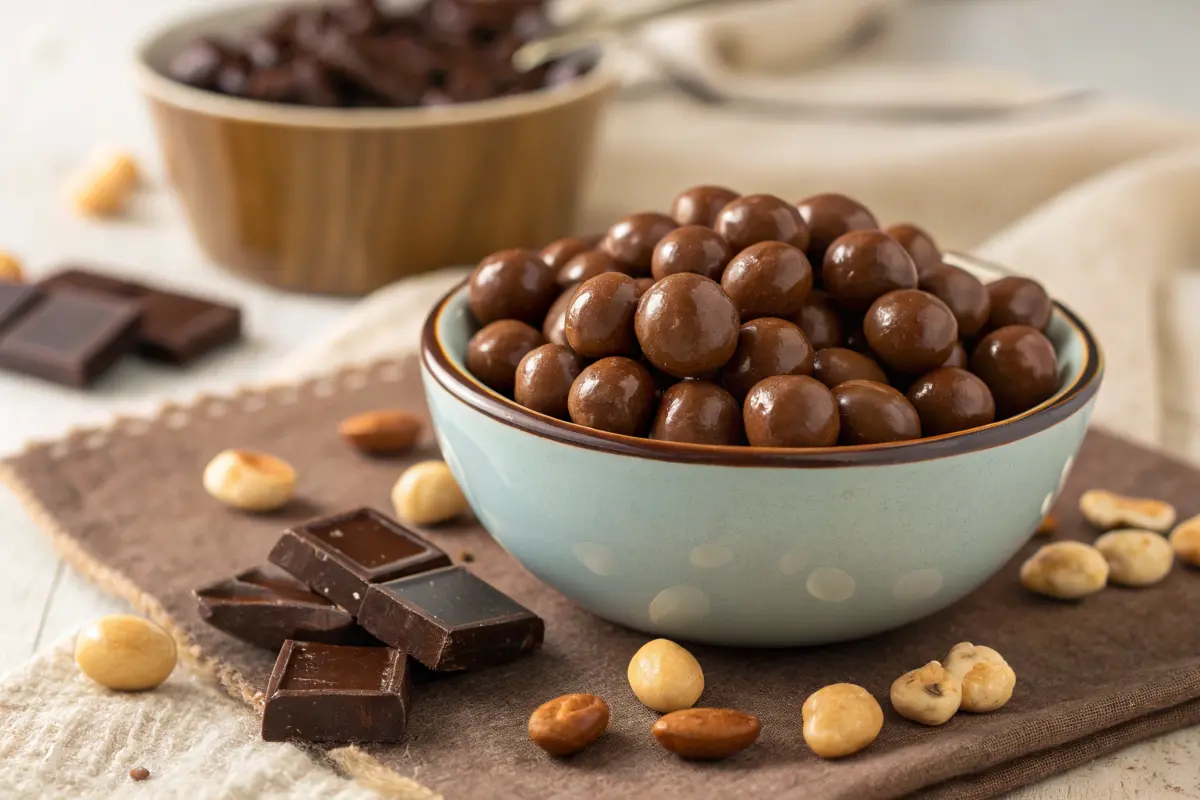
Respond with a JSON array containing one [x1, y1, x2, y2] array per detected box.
[[634, 277, 655, 297], [650, 381, 744, 446], [833, 380, 922, 445], [884, 223, 943, 282], [942, 341, 968, 369], [468, 248, 558, 325], [987, 277, 1052, 332], [812, 347, 887, 389], [651, 225, 732, 282], [565, 273, 641, 358], [713, 193, 810, 253], [823, 230, 918, 310], [542, 287, 575, 347], [796, 193, 878, 267], [721, 242, 813, 320], [721, 317, 814, 401], [599, 212, 678, 274], [514, 344, 582, 419], [568, 356, 657, 436], [635, 273, 740, 378], [906, 367, 996, 435], [743, 375, 839, 447], [971, 325, 1058, 416], [558, 250, 623, 288], [671, 185, 740, 227], [466, 319, 545, 394], [792, 289, 844, 351], [920, 265, 991, 337], [539, 237, 592, 271], [864, 289, 959, 374]]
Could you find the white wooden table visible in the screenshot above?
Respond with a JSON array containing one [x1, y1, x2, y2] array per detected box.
[[2, 0, 1198, 796]]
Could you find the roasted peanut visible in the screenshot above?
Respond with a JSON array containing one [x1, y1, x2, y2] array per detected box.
[[627, 638, 704, 713], [959, 660, 1017, 712], [0, 250, 24, 282], [69, 147, 140, 217], [391, 460, 468, 525], [528, 693, 610, 756], [203, 449, 296, 512], [339, 409, 422, 455], [802, 683, 883, 759], [1094, 529, 1174, 587], [890, 661, 961, 725], [1079, 489, 1175, 532], [1169, 514, 1200, 567], [1019, 541, 1108, 599], [652, 708, 761, 760], [74, 615, 176, 691], [943, 642, 1007, 681]]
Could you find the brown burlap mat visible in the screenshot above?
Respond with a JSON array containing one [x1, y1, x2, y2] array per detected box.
[[3, 355, 1199, 800]]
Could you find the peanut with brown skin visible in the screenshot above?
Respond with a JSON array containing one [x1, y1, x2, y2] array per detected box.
[[652, 708, 761, 760], [528, 693, 610, 756], [890, 661, 961, 725], [339, 409, 422, 455]]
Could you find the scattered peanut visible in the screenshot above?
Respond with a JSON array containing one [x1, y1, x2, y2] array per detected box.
[[959, 660, 1017, 712], [68, 147, 140, 217], [1094, 529, 1174, 587], [801, 683, 883, 759], [627, 638, 704, 713], [391, 460, 468, 525], [74, 615, 176, 691], [652, 708, 761, 760], [128, 767, 151, 782], [1019, 541, 1109, 599], [889, 661, 961, 726], [943, 642, 1007, 682], [1034, 514, 1057, 536], [0, 250, 24, 282], [1169, 514, 1200, 567], [339, 409, 423, 455], [1079, 489, 1176, 532], [528, 693, 610, 756], [203, 449, 296, 512]]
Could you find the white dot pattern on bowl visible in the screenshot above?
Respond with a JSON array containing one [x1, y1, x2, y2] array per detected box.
[[688, 543, 733, 570], [806, 567, 856, 602], [1057, 456, 1075, 494], [1041, 492, 1054, 516], [779, 547, 810, 577], [892, 568, 944, 601], [649, 585, 710, 624], [572, 542, 616, 576]]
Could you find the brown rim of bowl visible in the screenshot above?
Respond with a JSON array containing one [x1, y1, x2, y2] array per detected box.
[[421, 278, 1103, 467], [132, 2, 617, 129]]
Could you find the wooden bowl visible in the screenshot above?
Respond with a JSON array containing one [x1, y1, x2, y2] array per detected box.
[[134, 4, 616, 295]]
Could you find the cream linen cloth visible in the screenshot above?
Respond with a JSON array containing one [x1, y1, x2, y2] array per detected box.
[[7, 2, 1200, 799]]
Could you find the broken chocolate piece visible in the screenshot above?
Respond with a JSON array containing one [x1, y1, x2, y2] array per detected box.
[[194, 566, 372, 650], [358, 565, 543, 671], [261, 641, 410, 743], [268, 507, 451, 615]]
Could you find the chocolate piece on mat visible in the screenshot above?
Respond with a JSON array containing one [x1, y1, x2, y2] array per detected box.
[[261, 641, 410, 743], [0, 283, 42, 334], [39, 268, 242, 365], [358, 565, 544, 671], [194, 566, 372, 650], [0, 289, 140, 387], [268, 507, 451, 614]]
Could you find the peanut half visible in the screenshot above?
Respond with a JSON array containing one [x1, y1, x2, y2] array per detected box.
[[652, 708, 761, 760], [1094, 529, 1174, 587], [203, 449, 296, 512], [1079, 489, 1176, 532], [339, 409, 422, 455], [1019, 541, 1108, 599]]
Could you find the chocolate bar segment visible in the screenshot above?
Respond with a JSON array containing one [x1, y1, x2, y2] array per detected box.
[[194, 566, 372, 650], [0, 283, 42, 334], [261, 641, 410, 743], [268, 507, 450, 614], [39, 268, 241, 365], [358, 566, 544, 671], [0, 288, 141, 387]]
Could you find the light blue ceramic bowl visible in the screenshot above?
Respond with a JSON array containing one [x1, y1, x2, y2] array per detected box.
[[420, 254, 1103, 646]]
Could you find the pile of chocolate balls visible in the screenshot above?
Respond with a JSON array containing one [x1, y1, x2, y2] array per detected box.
[[463, 187, 1060, 448]]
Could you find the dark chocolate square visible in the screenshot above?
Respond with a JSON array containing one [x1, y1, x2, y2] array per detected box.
[[39, 268, 242, 365], [268, 507, 450, 615], [0, 288, 141, 387], [194, 566, 372, 650], [261, 641, 409, 743], [0, 283, 42, 334], [358, 566, 544, 671]]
